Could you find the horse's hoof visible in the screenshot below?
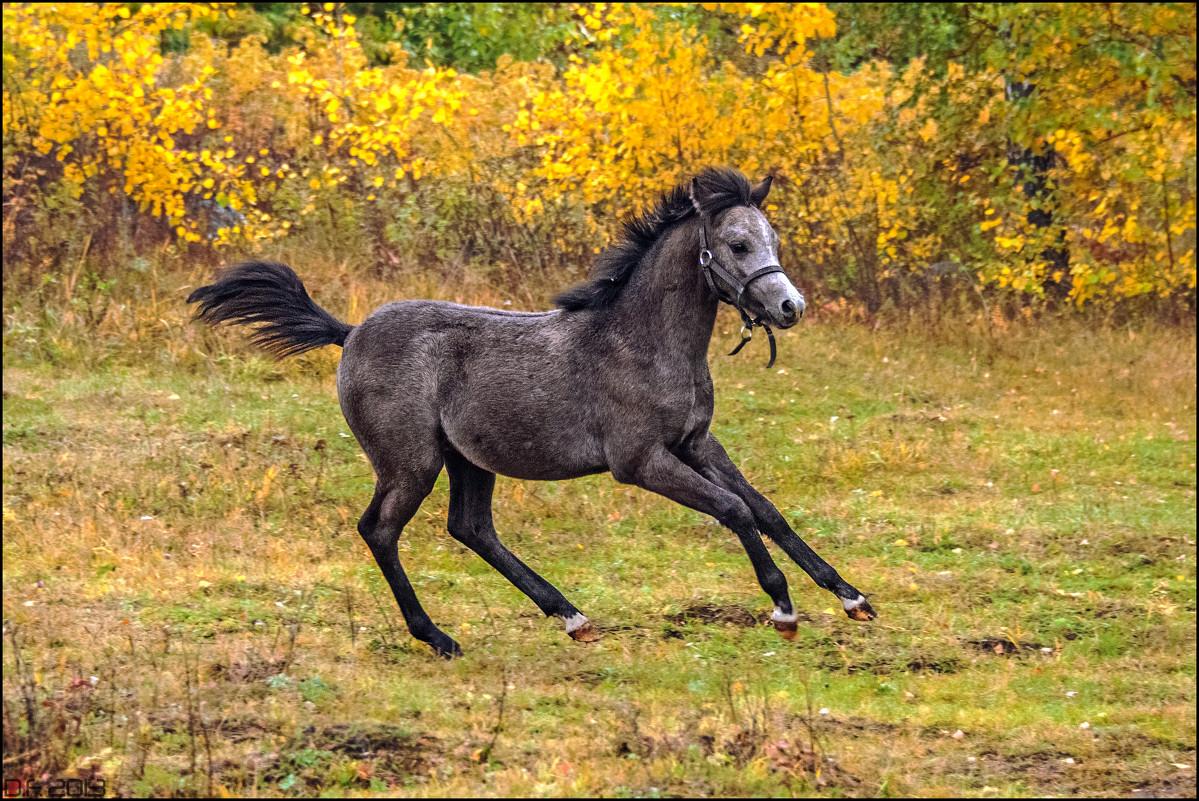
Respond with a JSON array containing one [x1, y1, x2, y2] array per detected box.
[[845, 598, 877, 622], [430, 637, 463, 659], [569, 622, 601, 643], [773, 619, 799, 640]]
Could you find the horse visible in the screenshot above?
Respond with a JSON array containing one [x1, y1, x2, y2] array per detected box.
[[188, 167, 877, 658]]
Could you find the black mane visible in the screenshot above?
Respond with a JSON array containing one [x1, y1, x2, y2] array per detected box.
[[553, 168, 757, 312]]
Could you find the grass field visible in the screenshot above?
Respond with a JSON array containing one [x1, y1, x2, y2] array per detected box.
[[3, 294, 1196, 797]]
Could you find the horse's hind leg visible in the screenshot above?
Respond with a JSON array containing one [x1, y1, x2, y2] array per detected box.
[[358, 465, 460, 658], [444, 449, 597, 642]]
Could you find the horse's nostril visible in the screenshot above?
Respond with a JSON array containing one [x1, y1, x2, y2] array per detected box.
[[780, 299, 797, 320]]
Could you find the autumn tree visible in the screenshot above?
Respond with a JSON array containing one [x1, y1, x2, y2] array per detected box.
[[3, 2, 1194, 312]]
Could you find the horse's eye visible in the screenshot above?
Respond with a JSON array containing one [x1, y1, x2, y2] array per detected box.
[[731, 243, 749, 255]]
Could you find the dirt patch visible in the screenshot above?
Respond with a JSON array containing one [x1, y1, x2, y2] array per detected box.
[[963, 638, 1050, 655], [975, 748, 1071, 781], [563, 669, 612, 687], [212, 716, 274, 744], [664, 601, 815, 632], [1130, 777, 1197, 798], [209, 654, 289, 683], [592, 623, 647, 637], [661, 602, 811, 641], [816, 652, 962, 676], [247, 723, 442, 791], [887, 411, 952, 426], [811, 714, 900, 737], [816, 656, 888, 675], [939, 734, 1197, 796], [905, 655, 962, 674], [297, 723, 434, 768], [1088, 597, 1144, 620], [666, 602, 764, 628]]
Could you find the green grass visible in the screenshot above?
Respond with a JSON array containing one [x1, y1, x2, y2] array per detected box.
[[3, 311, 1195, 797]]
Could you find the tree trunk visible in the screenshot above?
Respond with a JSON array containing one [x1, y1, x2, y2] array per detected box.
[[1005, 73, 1070, 304]]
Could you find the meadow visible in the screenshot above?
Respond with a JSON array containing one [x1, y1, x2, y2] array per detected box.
[[4, 2, 1196, 795], [3, 270, 1195, 796]]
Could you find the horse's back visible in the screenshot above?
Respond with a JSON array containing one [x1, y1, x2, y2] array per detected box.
[[340, 298, 572, 373], [337, 299, 607, 479]]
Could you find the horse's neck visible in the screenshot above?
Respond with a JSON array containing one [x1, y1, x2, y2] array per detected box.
[[609, 221, 718, 367]]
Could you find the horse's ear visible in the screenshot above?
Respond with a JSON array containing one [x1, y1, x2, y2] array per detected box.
[[750, 175, 773, 207], [689, 177, 706, 215]]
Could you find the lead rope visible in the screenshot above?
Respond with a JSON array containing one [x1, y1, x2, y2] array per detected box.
[[726, 309, 777, 368], [698, 223, 780, 369]]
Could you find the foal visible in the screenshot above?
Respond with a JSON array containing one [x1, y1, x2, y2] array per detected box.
[[189, 168, 876, 657]]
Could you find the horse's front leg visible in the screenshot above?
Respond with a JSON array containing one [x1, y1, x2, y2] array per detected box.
[[685, 434, 877, 622], [610, 445, 796, 631]]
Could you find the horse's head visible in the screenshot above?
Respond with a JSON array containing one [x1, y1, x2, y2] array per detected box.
[[691, 174, 805, 329]]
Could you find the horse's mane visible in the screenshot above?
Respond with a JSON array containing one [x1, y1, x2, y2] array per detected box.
[[553, 168, 757, 312]]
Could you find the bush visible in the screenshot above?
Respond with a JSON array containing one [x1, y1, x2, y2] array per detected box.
[[3, 3, 1195, 315]]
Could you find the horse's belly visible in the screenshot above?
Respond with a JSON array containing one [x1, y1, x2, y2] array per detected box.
[[441, 392, 606, 480], [454, 433, 607, 481]]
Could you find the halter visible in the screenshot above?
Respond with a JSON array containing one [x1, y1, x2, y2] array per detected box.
[[698, 219, 786, 368]]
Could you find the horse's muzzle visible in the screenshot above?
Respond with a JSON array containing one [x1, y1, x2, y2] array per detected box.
[[771, 294, 805, 328]]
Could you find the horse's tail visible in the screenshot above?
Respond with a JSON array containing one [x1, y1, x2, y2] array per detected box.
[[187, 261, 353, 357]]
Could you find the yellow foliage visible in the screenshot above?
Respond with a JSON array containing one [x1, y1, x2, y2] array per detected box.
[[3, 2, 1194, 305]]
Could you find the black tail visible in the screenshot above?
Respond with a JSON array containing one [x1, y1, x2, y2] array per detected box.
[[186, 261, 353, 357]]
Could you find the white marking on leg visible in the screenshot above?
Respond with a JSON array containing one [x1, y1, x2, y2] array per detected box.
[[841, 594, 867, 611], [771, 608, 798, 625], [559, 612, 589, 634]]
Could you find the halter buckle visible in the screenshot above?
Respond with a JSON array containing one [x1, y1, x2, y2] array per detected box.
[[698, 249, 713, 267], [727, 323, 754, 357]]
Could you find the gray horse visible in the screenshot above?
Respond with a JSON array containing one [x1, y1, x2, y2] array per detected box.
[[188, 168, 877, 657]]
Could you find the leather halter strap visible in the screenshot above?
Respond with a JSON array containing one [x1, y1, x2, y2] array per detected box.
[[698, 220, 784, 368]]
